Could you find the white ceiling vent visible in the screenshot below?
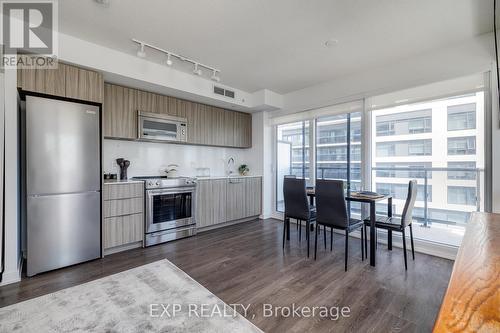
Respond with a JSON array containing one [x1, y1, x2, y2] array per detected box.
[[213, 85, 235, 99]]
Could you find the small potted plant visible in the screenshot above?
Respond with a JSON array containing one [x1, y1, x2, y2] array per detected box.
[[238, 164, 249, 176]]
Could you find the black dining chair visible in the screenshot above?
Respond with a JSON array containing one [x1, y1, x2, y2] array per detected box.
[[314, 179, 364, 271], [364, 180, 417, 270], [283, 177, 316, 257]]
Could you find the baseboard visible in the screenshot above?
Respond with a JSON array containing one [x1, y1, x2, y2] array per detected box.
[[198, 216, 261, 232], [269, 215, 458, 260], [103, 241, 143, 256], [0, 257, 22, 286]]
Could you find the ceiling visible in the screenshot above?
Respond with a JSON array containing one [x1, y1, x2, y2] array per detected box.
[[59, 0, 493, 94]]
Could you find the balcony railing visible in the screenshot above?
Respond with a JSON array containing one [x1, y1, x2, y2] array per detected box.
[[372, 166, 484, 227], [288, 166, 484, 228]]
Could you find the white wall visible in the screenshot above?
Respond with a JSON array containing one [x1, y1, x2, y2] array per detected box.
[[1, 66, 20, 285], [103, 139, 259, 178]]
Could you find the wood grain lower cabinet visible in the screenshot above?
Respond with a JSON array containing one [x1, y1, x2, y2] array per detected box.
[[103, 182, 143, 200], [196, 179, 227, 228], [196, 177, 262, 230], [104, 213, 143, 249], [226, 178, 246, 221], [103, 182, 144, 254], [245, 177, 262, 217]]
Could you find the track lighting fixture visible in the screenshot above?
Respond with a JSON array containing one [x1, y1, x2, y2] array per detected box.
[[165, 53, 173, 66], [136, 43, 146, 58], [211, 70, 220, 82], [131, 38, 221, 81], [193, 63, 202, 76]]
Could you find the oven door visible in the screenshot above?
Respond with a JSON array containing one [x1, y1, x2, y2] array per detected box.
[[145, 187, 196, 233]]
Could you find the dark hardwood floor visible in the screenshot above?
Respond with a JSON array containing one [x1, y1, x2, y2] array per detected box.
[[0, 219, 453, 332]]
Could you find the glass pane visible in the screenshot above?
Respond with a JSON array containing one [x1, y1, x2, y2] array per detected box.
[[153, 193, 192, 223], [371, 91, 485, 247], [276, 121, 311, 212], [315, 111, 363, 217]]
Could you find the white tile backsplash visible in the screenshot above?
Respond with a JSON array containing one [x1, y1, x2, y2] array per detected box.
[[103, 139, 255, 178]]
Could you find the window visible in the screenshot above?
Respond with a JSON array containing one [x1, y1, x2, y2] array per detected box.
[[376, 110, 431, 136], [448, 186, 476, 206], [447, 162, 476, 180], [370, 80, 486, 248], [447, 103, 476, 131], [376, 183, 430, 201], [448, 136, 476, 155], [376, 162, 431, 179], [376, 140, 432, 157], [276, 121, 311, 211]]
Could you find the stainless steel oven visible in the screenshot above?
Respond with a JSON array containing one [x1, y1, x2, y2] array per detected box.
[[134, 176, 197, 246], [146, 187, 195, 233]]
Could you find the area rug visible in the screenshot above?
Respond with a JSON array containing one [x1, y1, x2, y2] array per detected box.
[[0, 260, 262, 333]]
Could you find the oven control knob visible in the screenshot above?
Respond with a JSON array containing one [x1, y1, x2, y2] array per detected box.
[[155, 181, 160, 186], [148, 181, 154, 187]]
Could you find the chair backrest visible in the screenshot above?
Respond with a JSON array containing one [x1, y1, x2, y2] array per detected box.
[[283, 178, 310, 220], [315, 179, 349, 228], [400, 180, 418, 227]]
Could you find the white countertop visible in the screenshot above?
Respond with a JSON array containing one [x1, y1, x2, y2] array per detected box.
[[103, 179, 145, 184], [196, 175, 262, 180]]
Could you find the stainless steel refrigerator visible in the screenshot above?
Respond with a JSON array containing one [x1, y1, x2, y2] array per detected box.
[[24, 96, 101, 277]]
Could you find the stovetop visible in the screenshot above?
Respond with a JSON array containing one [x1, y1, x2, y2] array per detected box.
[[132, 176, 197, 189]]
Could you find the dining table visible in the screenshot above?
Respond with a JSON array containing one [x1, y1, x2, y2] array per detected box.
[[306, 188, 392, 267]]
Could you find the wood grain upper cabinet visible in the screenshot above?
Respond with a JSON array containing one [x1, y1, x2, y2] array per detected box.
[[18, 60, 103, 103], [233, 111, 252, 148], [103, 83, 137, 139], [209, 107, 226, 146], [136, 90, 157, 113], [185, 102, 205, 144], [65, 66, 103, 103], [17, 60, 66, 97]]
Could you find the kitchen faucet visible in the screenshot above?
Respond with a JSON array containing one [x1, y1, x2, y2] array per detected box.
[[227, 157, 235, 176]]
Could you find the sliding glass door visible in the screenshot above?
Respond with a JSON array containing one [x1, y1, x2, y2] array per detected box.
[[275, 102, 363, 213], [276, 121, 311, 212], [316, 112, 362, 216]]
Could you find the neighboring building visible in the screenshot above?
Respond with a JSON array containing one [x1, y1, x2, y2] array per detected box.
[[371, 93, 485, 225]]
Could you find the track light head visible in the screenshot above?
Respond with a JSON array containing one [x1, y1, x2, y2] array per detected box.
[[165, 53, 173, 66], [211, 70, 220, 82], [136, 43, 146, 58], [193, 63, 202, 76]]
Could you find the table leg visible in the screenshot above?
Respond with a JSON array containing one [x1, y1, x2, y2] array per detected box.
[[370, 202, 376, 267]]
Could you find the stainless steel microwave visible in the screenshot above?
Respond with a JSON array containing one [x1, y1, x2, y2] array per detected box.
[[138, 111, 187, 142]]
